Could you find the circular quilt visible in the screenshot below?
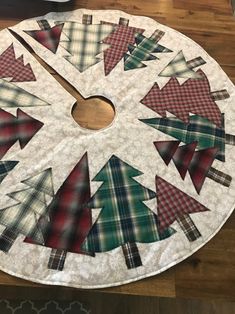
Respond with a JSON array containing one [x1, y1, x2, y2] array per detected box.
[[0, 9, 234, 289]]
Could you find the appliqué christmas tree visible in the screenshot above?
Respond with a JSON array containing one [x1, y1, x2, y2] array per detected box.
[[0, 168, 54, 252], [158, 50, 206, 79], [0, 43, 36, 82], [0, 78, 50, 108], [140, 114, 235, 163], [55, 14, 115, 72], [140, 69, 230, 128], [25, 153, 93, 271], [124, 30, 172, 71], [100, 17, 145, 75], [0, 108, 43, 160], [24, 20, 64, 54], [82, 155, 175, 269], [154, 140, 231, 193], [156, 176, 209, 241]]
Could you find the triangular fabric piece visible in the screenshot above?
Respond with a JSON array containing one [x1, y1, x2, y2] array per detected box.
[[0, 108, 43, 159], [22, 168, 54, 197], [0, 44, 36, 82], [188, 147, 218, 194], [101, 21, 145, 75], [154, 140, 180, 165], [24, 24, 64, 54], [172, 142, 197, 179], [0, 160, 18, 184], [156, 175, 209, 232], [41, 152, 92, 254], [159, 51, 203, 79], [17, 109, 44, 149], [0, 79, 50, 107]]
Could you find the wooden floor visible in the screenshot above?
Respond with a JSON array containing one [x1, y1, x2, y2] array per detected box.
[[0, 0, 235, 312]]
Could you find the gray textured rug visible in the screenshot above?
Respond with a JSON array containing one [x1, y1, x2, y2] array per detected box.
[[0, 300, 90, 314]]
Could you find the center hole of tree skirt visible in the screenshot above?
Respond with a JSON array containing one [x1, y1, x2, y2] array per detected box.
[[72, 96, 115, 130]]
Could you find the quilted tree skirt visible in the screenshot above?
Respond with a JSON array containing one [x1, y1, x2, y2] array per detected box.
[[0, 9, 234, 289]]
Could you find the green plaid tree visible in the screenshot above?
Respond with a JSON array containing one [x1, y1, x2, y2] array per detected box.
[[124, 30, 172, 71], [0, 168, 54, 253], [82, 155, 175, 269], [57, 15, 114, 72]]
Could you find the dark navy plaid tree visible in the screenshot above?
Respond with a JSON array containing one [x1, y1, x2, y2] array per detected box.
[[0, 168, 54, 253], [124, 30, 172, 71], [82, 155, 175, 269]]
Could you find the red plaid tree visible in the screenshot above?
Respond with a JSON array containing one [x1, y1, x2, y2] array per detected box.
[[101, 18, 145, 75], [0, 44, 36, 82], [154, 140, 218, 194], [26, 152, 93, 271], [24, 20, 64, 54], [0, 108, 43, 160], [156, 175, 209, 242], [141, 70, 229, 128]]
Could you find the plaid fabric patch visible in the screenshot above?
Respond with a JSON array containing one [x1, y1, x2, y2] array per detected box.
[[41, 153, 92, 255], [0, 168, 53, 244], [172, 142, 197, 179], [141, 70, 223, 127], [48, 249, 67, 271], [82, 155, 175, 253], [176, 214, 201, 242], [150, 29, 165, 42], [37, 19, 52, 30], [0, 160, 18, 184], [156, 175, 209, 233], [124, 31, 172, 71], [154, 140, 180, 165], [187, 56, 207, 70], [101, 20, 145, 75], [119, 17, 129, 26], [57, 21, 115, 72], [0, 44, 36, 82], [0, 227, 18, 252], [188, 147, 218, 194], [159, 51, 205, 79], [122, 242, 142, 269], [82, 14, 93, 25], [25, 22, 64, 54], [0, 78, 50, 108], [207, 166, 232, 187], [225, 133, 235, 145], [140, 115, 226, 162], [0, 108, 43, 159], [210, 90, 230, 101]]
